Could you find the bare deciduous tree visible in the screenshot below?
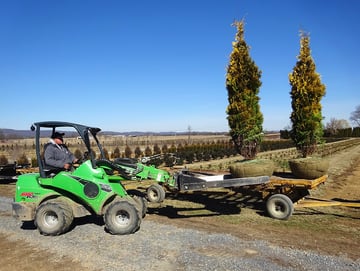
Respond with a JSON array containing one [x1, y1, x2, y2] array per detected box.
[[325, 118, 351, 136], [350, 105, 360, 126]]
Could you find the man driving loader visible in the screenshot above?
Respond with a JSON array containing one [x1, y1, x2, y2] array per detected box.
[[44, 131, 78, 170]]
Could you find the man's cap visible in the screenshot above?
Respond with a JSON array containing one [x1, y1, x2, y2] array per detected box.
[[51, 132, 65, 140]]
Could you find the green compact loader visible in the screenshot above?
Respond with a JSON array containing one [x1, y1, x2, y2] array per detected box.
[[111, 156, 176, 203], [12, 121, 145, 236]]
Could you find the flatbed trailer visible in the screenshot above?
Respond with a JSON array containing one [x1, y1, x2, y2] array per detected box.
[[154, 169, 326, 220], [157, 170, 359, 220], [0, 163, 33, 181], [112, 159, 358, 220]]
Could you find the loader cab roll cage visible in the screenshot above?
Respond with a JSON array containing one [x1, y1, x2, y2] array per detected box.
[[31, 121, 104, 178]]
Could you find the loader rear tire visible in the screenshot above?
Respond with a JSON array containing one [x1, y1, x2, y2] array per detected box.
[[35, 199, 74, 236], [146, 184, 166, 203], [104, 200, 141, 235], [266, 194, 293, 220]]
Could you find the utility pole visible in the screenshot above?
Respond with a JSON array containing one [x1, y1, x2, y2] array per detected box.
[[187, 125, 192, 144]]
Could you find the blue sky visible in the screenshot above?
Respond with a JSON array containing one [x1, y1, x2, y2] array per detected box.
[[1, 0, 359, 132]]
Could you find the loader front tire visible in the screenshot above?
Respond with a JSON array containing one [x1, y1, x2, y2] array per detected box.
[[35, 199, 74, 236], [104, 200, 141, 235]]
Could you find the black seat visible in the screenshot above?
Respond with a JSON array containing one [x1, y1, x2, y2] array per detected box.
[[42, 143, 63, 177], [42, 160, 63, 177], [113, 158, 138, 169]]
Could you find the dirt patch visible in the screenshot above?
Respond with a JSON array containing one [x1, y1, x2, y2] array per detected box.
[[0, 144, 359, 269], [0, 230, 88, 271]]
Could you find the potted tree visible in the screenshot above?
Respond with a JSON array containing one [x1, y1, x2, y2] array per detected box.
[[226, 20, 274, 177], [288, 31, 328, 179]]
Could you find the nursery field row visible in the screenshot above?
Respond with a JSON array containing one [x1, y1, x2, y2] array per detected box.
[[187, 138, 360, 172]]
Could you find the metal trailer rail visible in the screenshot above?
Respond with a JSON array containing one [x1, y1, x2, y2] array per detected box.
[[174, 169, 270, 191]]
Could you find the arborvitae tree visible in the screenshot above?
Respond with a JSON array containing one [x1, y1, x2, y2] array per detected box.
[[134, 146, 142, 158], [17, 153, 29, 165], [169, 143, 177, 153], [153, 143, 161, 155], [124, 145, 132, 158], [113, 147, 121, 158], [164, 153, 177, 167], [0, 154, 8, 165], [74, 149, 83, 160], [144, 146, 152, 157], [103, 148, 110, 160], [31, 157, 38, 167], [161, 144, 168, 154], [289, 31, 326, 157], [226, 20, 263, 160]]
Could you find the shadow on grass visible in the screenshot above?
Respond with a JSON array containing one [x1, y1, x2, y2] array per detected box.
[[147, 190, 267, 219], [293, 207, 360, 220]]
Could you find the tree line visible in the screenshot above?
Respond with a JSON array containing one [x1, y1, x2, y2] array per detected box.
[[0, 137, 350, 168], [280, 126, 360, 139]]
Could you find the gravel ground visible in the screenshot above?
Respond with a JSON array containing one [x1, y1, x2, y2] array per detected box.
[[0, 196, 359, 271]]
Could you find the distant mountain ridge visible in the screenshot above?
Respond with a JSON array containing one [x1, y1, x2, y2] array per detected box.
[[0, 128, 227, 139]]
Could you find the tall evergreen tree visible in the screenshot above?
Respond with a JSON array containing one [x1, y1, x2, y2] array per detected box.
[[113, 147, 121, 158], [289, 31, 326, 157], [226, 20, 263, 160]]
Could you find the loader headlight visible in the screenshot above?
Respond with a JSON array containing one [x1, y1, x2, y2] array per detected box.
[[100, 183, 112, 192]]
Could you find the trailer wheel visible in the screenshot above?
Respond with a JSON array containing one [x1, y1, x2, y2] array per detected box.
[[35, 200, 74, 236], [146, 184, 166, 203], [266, 194, 294, 220], [104, 200, 141, 235]]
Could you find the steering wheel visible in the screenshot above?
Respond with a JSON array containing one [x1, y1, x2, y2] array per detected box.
[[75, 151, 93, 165]]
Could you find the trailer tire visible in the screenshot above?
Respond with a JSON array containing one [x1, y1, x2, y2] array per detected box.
[[35, 199, 74, 236], [266, 194, 294, 220], [146, 184, 166, 203], [104, 200, 140, 235]]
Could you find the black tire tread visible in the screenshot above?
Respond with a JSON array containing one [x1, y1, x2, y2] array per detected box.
[[146, 183, 166, 203], [35, 199, 74, 236], [266, 194, 294, 220], [104, 199, 141, 235]]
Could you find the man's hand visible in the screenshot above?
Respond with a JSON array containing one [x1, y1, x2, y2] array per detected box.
[[64, 163, 71, 170], [73, 158, 79, 163]]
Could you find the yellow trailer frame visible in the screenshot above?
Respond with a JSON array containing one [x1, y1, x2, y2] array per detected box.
[[269, 174, 328, 190], [295, 197, 360, 208], [237, 174, 359, 220]]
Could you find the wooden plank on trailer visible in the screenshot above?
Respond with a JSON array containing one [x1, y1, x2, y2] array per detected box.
[[269, 175, 328, 189]]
